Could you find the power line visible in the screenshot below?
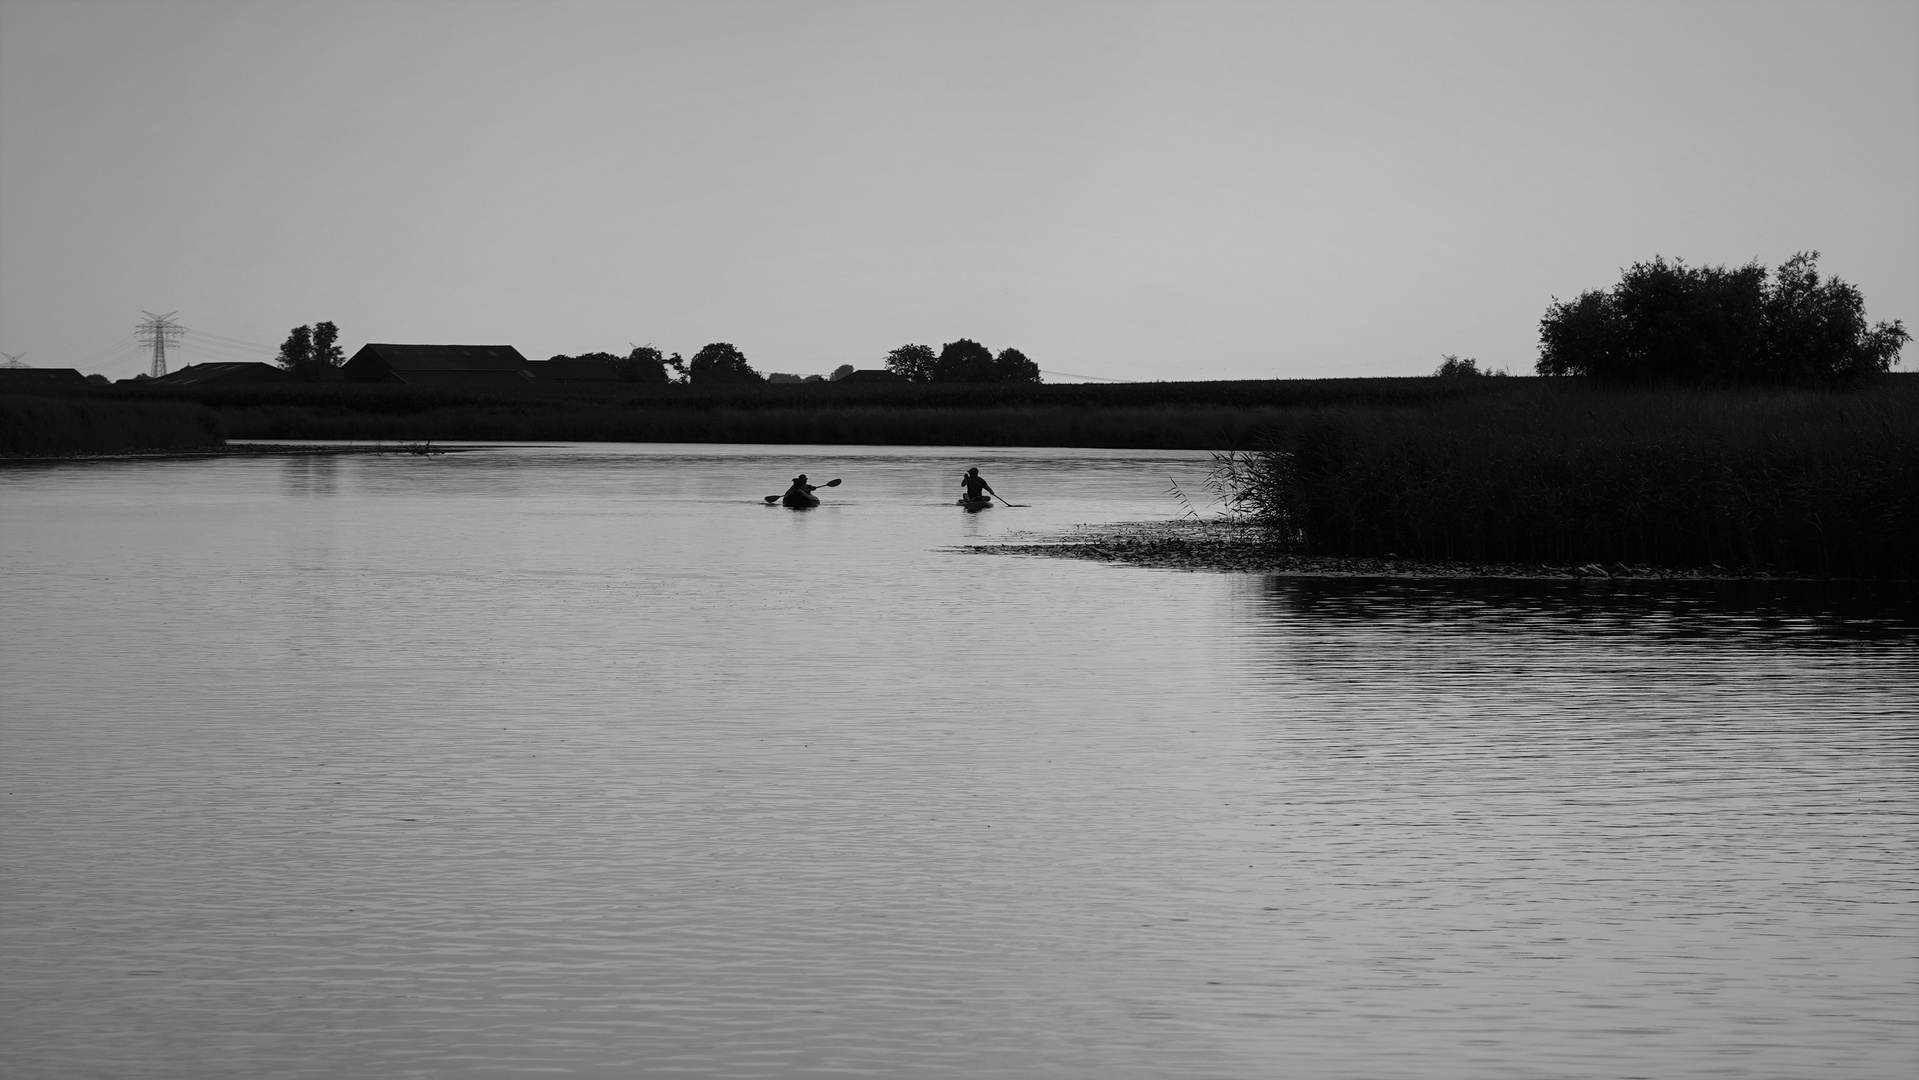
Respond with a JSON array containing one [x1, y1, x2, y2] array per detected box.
[[1040, 368, 1129, 383]]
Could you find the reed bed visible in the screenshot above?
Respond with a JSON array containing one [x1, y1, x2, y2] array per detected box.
[[0, 395, 224, 456], [1212, 381, 1917, 577]]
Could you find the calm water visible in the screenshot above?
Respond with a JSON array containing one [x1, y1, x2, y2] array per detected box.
[[2, 443, 1914, 1079]]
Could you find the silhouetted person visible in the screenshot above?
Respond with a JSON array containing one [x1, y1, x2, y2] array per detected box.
[[783, 473, 819, 503], [960, 467, 997, 503]]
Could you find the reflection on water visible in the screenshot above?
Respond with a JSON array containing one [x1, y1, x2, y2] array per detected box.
[[1, 444, 1913, 1079]]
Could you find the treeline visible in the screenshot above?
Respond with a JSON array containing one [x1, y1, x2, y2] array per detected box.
[[1212, 379, 1917, 578], [1538, 252, 1908, 384]]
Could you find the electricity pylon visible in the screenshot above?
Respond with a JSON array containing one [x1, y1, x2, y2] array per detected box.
[[136, 312, 183, 378]]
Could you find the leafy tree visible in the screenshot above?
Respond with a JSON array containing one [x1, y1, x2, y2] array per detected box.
[[1762, 252, 1911, 382], [1538, 253, 1906, 383], [312, 321, 344, 370], [621, 345, 670, 384], [994, 347, 1042, 384], [828, 364, 856, 382], [277, 321, 345, 380], [1434, 355, 1503, 378], [885, 343, 937, 383], [930, 338, 997, 383], [687, 342, 763, 384]]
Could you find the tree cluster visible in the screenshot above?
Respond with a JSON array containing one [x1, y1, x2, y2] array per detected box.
[[1434, 355, 1505, 378], [547, 344, 774, 384], [1537, 252, 1909, 384], [884, 339, 1041, 384], [277, 321, 345, 380]]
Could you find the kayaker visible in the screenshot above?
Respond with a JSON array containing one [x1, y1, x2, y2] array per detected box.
[[960, 467, 997, 504], [784, 474, 818, 501]]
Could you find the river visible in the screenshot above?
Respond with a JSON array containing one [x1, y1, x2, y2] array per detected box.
[[2, 443, 1913, 1078]]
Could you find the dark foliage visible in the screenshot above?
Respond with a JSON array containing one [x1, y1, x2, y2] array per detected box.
[[1212, 381, 1917, 577], [996, 348, 1042, 383], [622, 346, 670, 384], [277, 321, 345, 381], [929, 339, 1043, 383], [885, 344, 937, 383], [0, 395, 224, 455], [1434, 355, 1503, 378], [1538, 253, 1908, 383], [687, 342, 763, 384]]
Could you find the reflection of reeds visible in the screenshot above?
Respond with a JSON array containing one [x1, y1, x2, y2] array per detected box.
[[1211, 382, 1917, 578], [0, 395, 224, 455]]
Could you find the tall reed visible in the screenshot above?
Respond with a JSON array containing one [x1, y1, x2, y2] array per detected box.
[[0, 395, 225, 455], [1212, 382, 1916, 577]]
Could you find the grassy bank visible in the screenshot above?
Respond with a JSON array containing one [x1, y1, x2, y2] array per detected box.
[[0, 395, 225, 456], [1211, 380, 1917, 578]]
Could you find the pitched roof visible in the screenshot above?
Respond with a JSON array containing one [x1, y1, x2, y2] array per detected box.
[[348, 344, 531, 371], [147, 362, 289, 386], [0, 367, 90, 390]]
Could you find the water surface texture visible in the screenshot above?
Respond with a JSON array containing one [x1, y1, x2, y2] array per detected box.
[[3, 444, 1914, 1079]]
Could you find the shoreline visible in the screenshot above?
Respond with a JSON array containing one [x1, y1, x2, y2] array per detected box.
[[965, 519, 1904, 582], [0, 442, 489, 464]]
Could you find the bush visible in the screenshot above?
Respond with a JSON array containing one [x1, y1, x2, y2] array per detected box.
[[1538, 252, 1908, 384]]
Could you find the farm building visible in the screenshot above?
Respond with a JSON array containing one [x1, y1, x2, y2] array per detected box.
[[342, 344, 535, 386], [146, 362, 289, 387]]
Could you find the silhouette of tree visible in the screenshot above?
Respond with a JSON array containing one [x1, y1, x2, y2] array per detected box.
[[885, 343, 937, 382], [687, 342, 763, 384], [930, 339, 997, 383], [994, 347, 1042, 384], [621, 345, 670, 384], [829, 364, 856, 382], [1538, 253, 1907, 383], [277, 322, 345, 380], [1434, 355, 1502, 378]]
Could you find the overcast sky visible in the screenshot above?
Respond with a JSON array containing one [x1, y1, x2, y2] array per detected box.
[[2, 0, 1913, 381]]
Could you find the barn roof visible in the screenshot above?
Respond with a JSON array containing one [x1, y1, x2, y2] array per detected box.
[[348, 344, 531, 371], [147, 362, 289, 386]]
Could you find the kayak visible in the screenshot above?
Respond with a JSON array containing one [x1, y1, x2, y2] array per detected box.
[[956, 496, 993, 510], [782, 491, 821, 508]]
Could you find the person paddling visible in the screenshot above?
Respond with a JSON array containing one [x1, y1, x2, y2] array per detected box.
[[960, 467, 998, 504], [784, 473, 819, 503]]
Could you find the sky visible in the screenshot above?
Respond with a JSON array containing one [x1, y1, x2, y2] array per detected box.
[[1, 0, 1913, 382]]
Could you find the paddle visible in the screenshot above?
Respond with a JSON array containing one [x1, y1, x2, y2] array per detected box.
[[765, 478, 841, 503]]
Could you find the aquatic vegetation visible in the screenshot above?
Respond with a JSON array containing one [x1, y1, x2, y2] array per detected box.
[[0, 394, 224, 455], [1210, 380, 1917, 577]]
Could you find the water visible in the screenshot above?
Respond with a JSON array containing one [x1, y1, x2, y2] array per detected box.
[[2, 443, 1913, 1079]]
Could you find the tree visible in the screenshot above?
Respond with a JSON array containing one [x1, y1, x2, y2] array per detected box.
[[620, 345, 670, 384], [885, 343, 937, 383], [1434, 355, 1503, 378], [276, 322, 345, 380], [994, 347, 1041, 383], [311, 321, 345, 370], [687, 342, 763, 384], [930, 338, 997, 383], [828, 364, 856, 382], [1537, 253, 1906, 383], [276, 325, 312, 373]]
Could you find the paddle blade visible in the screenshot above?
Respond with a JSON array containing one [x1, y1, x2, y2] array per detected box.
[[764, 495, 780, 503], [825, 478, 842, 487]]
